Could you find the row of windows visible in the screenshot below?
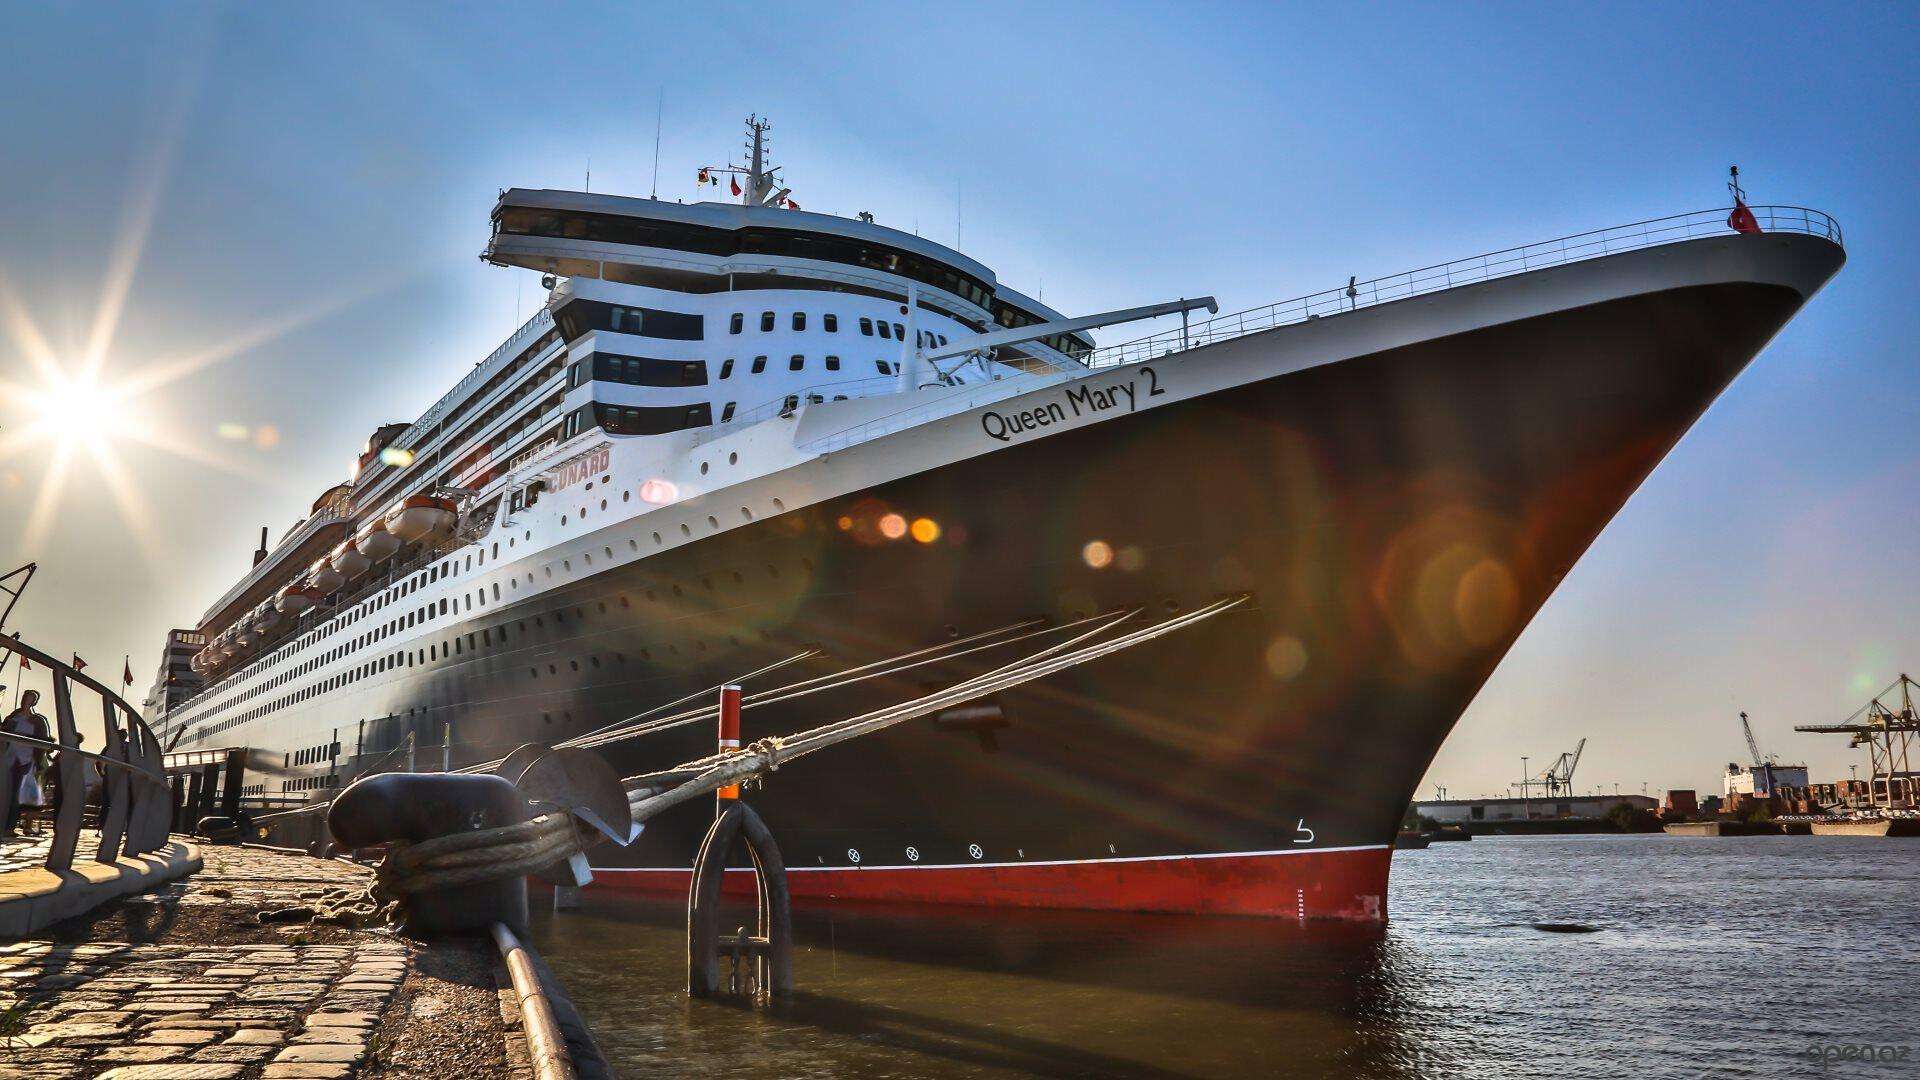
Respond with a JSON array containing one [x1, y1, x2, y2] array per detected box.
[[497, 208, 996, 309], [564, 401, 713, 439], [567, 353, 707, 390], [553, 299, 704, 343], [290, 741, 340, 768]]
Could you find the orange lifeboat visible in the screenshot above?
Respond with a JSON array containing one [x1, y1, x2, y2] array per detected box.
[[234, 617, 259, 650], [255, 604, 283, 634], [355, 514, 403, 562], [309, 556, 346, 595], [329, 539, 371, 580], [385, 494, 458, 545], [275, 581, 323, 615]]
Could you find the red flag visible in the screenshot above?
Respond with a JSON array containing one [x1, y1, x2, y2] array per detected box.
[[785, 198, 801, 211], [123, 659, 134, 687], [71, 654, 86, 673], [14, 633, 26, 671], [1728, 199, 1761, 235], [730, 175, 742, 197], [697, 167, 710, 185]]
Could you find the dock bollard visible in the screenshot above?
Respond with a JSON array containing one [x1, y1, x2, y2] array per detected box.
[[328, 772, 531, 935]]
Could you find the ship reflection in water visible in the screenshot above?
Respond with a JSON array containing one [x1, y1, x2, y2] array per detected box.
[[530, 836, 1920, 1078]]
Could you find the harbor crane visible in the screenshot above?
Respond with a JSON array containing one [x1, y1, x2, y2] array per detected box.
[[1795, 674, 1920, 811], [1511, 738, 1586, 800]]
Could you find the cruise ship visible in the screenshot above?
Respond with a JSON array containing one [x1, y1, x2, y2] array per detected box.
[[152, 119, 1844, 919]]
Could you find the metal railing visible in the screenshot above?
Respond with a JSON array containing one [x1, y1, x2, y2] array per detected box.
[[1083, 205, 1841, 369], [0, 635, 176, 876], [790, 205, 1839, 453]]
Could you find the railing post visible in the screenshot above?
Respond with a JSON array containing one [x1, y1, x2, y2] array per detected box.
[[45, 673, 86, 872], [94, 698, 132, 863]]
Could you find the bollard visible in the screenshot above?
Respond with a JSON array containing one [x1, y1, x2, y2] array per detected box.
[[715, 684, 742, 813], [329, 772, 530, 935]]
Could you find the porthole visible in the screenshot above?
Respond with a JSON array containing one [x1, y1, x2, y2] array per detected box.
[[679, 524, 691, 538], [561, 515, 568, 525], [740, 507, 752, 521], [622, 490, 631, 502], [728, 452, 738, 465], [652, 532, 662, 544], [604, 547, 613, 558], [628, 539, 638, 551], [707, 515, 719, 529], [600, 499, 608, 511], [700, 462, 710, 476], [772, 498, 786, 512]]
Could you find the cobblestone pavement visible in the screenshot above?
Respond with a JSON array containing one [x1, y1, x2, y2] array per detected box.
[[0, 829, 110, 873], [0, 845, 513, 1079]]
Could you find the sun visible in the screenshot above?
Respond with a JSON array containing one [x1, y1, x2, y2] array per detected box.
[[27, 371, 129, 452]]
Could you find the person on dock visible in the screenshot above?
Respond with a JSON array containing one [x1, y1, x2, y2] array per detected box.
[[2, 691, 50, 836]]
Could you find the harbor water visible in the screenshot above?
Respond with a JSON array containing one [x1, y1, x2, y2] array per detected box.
[[529, 835, 1920, 1078]]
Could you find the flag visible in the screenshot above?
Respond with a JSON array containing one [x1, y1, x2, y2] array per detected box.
[[785, 198, 801, 210], [123, 658, 134, 687], [697, 167, 710, 185], [71, 653, 85, 673], [730, 175, 742, 197], [1728, 199, 1761, 235], [14, 633, 26, 671]]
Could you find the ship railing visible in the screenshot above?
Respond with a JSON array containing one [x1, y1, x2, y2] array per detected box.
[[0, 634, 178, 886], [793, 205, 1839, 453], [1082, 205, 1842, 370]]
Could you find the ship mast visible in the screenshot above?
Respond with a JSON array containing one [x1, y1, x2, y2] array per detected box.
[[700, 116, 790, 208]]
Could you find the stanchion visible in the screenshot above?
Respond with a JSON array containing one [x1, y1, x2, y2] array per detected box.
[[687, 684, 791, 1001]]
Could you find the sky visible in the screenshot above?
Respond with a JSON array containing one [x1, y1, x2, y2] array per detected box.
[[0, 1, 1915, 797]]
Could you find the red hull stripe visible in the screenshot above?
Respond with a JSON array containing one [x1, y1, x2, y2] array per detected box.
[[587, 845, 1392, 920]]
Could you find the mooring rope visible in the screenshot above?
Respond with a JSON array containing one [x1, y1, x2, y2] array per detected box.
[[360, 597, 1246, 911]]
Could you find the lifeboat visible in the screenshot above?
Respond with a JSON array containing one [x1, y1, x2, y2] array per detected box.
[[309, 556, 346, 595], [234, 618, 259, 649], [386, 494, 458, 545], [355, 514, 404, 562], [275, 581, 323, 615], [255, 604, 283, 634], [189, 650, 207, 676], [329, 540, 371, 580]]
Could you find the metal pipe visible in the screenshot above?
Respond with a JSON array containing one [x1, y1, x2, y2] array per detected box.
[[491, 921, 578, 1080]]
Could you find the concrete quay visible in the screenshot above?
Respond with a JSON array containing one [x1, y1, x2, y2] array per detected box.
[[0, 844, 524, 1079]]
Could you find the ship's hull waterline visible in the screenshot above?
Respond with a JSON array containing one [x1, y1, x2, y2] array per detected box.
[[231, 235, 1839, 920]]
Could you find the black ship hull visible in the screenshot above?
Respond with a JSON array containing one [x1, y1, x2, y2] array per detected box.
[[255, 240, 1838, 919]]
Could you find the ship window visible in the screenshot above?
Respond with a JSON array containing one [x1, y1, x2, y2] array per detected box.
[[719, 358, 733, 380], [721, 402, 736, 422], [877, 321, 891, 340], [860, 317, 873, 336], [588, 352, 706, 387], [875, 360, 891, 375], [751, 356, 767, 374], [729, 313, 742, 335], [893, 322, 905, 339], [825, 355, 840, 371], [760, 311, 774, 332], [792, 312, 805, 331], [789, 354, 804, 372], [780, 394, 799, 415], [823, 313, 838, 332]]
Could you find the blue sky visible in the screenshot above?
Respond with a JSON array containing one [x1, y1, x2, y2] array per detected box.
[[0, 2, 1915, 795]]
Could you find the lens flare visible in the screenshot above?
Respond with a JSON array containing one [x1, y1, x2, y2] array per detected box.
[[879, 513, 908, 540], [910, 517, 941, 543], [1082, 540, 1115, 569]]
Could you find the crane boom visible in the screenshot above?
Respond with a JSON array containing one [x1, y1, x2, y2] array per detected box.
[[1740, 711, 1765, 764]]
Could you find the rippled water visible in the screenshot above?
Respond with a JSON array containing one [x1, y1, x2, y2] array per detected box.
[[529, 835, 1920, 1078]]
